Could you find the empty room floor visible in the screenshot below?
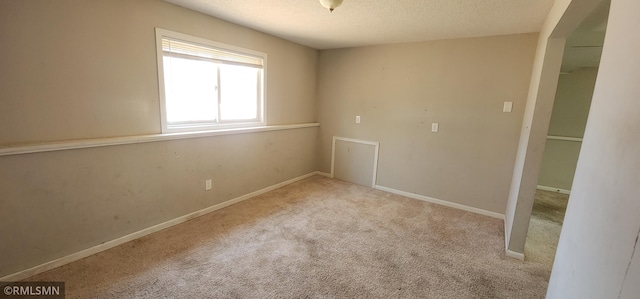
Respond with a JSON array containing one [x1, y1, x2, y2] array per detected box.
[[26, 176, 552, 298], [525, 190, 569, 267]]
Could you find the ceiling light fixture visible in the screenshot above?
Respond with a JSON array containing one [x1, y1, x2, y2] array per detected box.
[[319, 0, 344, 12]]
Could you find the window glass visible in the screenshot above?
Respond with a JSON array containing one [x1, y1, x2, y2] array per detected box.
[[156, 28, 265, 133], [163, 56, 218, 124], [220, 65, 259, 121]]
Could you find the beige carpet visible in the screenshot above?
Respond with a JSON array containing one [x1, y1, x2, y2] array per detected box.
[[525, 190, 569, 267], [26, 176, 551, 298]]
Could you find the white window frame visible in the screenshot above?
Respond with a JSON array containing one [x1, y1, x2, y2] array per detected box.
[[155, 28, 267, 133]]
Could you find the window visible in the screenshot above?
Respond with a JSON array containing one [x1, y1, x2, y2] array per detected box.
[[155, 29, 266, 133]]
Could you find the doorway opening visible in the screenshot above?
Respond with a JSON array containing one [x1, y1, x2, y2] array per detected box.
[[524, 0, 610, 267]]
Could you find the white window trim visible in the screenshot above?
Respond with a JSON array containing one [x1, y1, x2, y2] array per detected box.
[[155, 28, 267, 133]]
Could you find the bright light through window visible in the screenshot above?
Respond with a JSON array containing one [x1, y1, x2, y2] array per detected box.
[[220, 65, 258, 120], [164, 56, 218, 123], [156, 28, 265, 133]]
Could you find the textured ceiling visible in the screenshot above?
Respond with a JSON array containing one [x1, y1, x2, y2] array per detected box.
[[166, 0, 556, 50]]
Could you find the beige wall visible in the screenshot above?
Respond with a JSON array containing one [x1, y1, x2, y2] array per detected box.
[[548, 0, 640, 296], [317, 34, 538, 214], [537, 140, 582, 190], [538, 67, 597, 190], [548, 68, 598, 137], [0, 0, 317, 145], [0, 0, 318, 277]]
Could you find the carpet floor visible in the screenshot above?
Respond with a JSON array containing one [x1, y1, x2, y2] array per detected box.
[[525, 190, 569, 267], [26, 176, 551, 298]]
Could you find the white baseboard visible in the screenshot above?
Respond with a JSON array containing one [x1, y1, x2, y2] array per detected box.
[[506, 249, 525, 261], [504, 220, 525, 261], [316, 171, 332, 178], [536, 185, 571, 195], [1, 171, 320, 282], [374, 185, 505, 220], [504, 221, 510, 257]]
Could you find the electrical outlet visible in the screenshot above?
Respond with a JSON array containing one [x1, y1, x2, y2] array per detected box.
[[503, 101, 513, 113], [431, 123, 439, 133], [355, 115, 361, 124], [205, 179, 212, 191]]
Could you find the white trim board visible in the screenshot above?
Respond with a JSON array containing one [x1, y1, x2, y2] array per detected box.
[[537, 185, 571, 195], [506, 250, 525, 261], [504, 221, 510, 258], [546, 135, 583, 142], [330, 136, 380, 187], [502, 222, 525, 261], [374, 185, 505, 220], [0, 123, 319, 157], [0, 172, 321, 282], [316, 172, 332, 178]]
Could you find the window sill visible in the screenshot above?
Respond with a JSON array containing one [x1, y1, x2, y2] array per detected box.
[[0, 123, 320, 157]]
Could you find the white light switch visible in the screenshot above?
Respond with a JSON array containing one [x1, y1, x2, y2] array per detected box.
[[355, 116, 361, 124], [205, 179, 212, 191], [503, 101, 513, 113], [431, 123, 439, 133]]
